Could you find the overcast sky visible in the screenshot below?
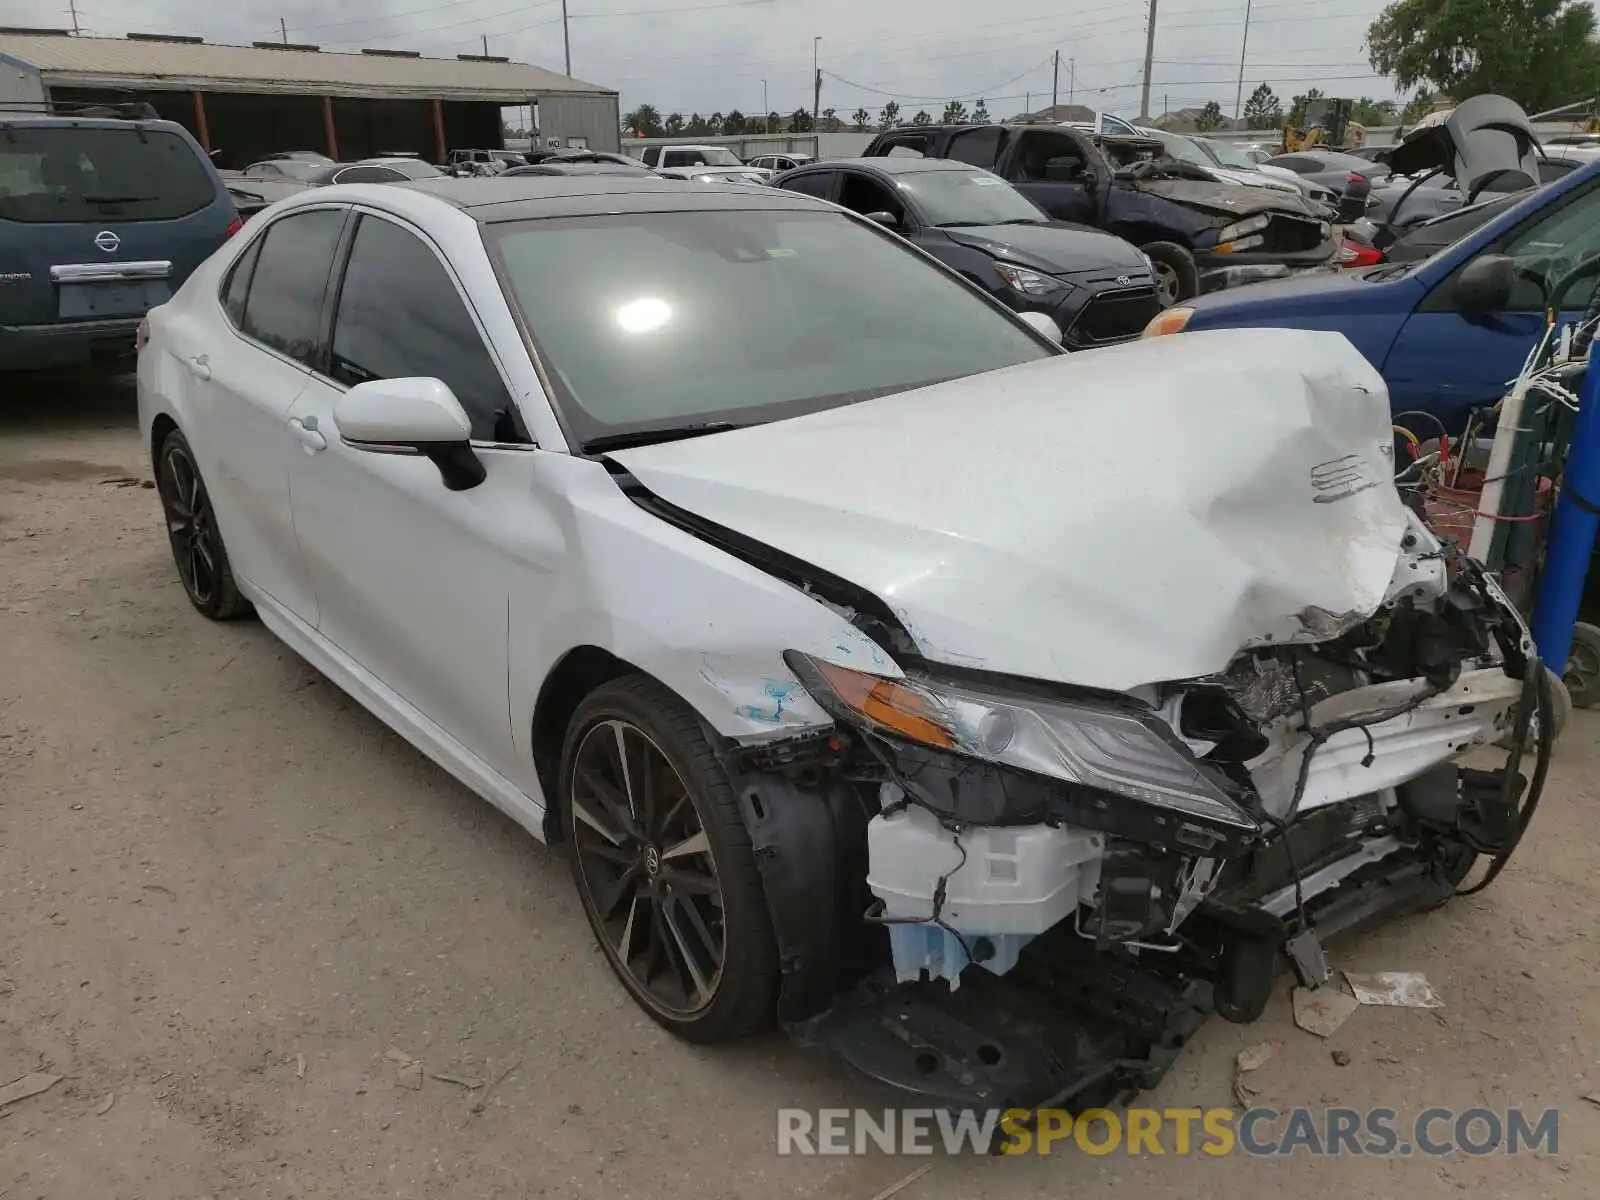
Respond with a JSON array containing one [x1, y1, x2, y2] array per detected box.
[[16, 0, 1402, 120]]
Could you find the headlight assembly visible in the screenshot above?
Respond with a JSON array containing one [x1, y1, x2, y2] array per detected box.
[[785, 652, 1258, 833], [993, 262, 1065, 296]]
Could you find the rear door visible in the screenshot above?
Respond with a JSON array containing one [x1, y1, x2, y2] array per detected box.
[[0, 123, 234, 331], [1384, 175, 1600, 426], [1001, 129, 1097, 223]]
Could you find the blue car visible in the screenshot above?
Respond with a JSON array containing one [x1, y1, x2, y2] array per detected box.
[[1, 108, 239, 372], [1152, 155, 1600, 430]]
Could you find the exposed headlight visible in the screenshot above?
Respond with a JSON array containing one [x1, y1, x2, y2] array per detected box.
[[1139, 250, 1156, 274], [1217, 214, 1270, 243], [1143, 305, 1193, 337], [786, 653, 1258, 832], [993, 262, 1064, 296]]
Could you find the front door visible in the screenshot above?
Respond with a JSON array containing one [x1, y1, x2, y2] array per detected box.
[[285, 210, 532, 780], [1004, 129, 1098, 224], [1384, 175, 1600, 428]]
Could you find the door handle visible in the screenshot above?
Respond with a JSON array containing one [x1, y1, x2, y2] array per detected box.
[[288, 415, 327, 453], [186, 353, 211, 381]]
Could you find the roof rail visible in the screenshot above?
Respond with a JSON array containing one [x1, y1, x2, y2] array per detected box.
[[0, 25, 71, 35], [362, 48, 421, 57], [252, 40, 321, 52], [0, 98, 160, 120], [457, 53, 510, 63], [126, 32, 205, 44]]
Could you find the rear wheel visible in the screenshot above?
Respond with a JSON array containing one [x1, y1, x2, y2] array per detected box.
[[156, 429, 250, 620], [559, 676, 778, 1043]]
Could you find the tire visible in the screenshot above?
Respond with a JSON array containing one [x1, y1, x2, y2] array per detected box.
[[155, 428, 251, 620], [1141, 240, 1199, 307], [558, 675, 779, 1043]]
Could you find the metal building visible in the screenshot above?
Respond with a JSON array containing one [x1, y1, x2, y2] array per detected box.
[[0, 29, 620, 165]]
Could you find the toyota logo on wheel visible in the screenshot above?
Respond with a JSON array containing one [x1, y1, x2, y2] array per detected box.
[[94, 230, 121, 253]]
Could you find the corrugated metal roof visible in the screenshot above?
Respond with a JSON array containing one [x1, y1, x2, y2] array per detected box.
[[0, 33, 613, 101]]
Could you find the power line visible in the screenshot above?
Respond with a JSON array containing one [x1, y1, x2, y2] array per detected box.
[[820, 58, 1054, 103]]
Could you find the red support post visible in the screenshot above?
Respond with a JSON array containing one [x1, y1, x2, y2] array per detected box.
[[432, 97, 447, 165], [322, 95, 339, 160], [191, 90, 211, 153]]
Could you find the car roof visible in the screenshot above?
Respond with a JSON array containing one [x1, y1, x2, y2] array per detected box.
[[791, 156, 980, 175], [0, 113, 191, 135], [396, 175, 832, 221]]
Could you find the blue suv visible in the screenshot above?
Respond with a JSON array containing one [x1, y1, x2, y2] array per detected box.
[[0, 109, 239, 371], [1152, 156, 1600, 430]]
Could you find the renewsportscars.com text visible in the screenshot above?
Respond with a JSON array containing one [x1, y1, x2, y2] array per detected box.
[[776, 1106, 1560, 1157]]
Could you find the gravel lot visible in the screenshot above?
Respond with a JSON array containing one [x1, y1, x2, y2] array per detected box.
[[2, 374, 1597, 1199]]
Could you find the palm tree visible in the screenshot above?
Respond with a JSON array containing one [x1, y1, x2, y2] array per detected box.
[[623, 104, 663, 137]]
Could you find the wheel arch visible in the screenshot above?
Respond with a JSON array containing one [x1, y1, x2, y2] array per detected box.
[[149, 411, 180, 470]]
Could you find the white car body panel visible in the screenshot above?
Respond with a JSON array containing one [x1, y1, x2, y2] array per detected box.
[[612, 327, 1404, 693]]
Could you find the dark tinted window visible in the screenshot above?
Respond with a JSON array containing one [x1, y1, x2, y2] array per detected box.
[[947, 127, 1004, 169], [330, 216, 515, 441], [780, 171, 834, 198], [240, 209, 345, 365], [334, 165, 405, 183], [1268, 155, 1320, 174], [641, 146, 661, 166], [221, 236, 263, 327], [0, 126, 215, 223]]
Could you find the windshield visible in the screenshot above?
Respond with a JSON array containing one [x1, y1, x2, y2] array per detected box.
[[1141, 129, 1216, 169], [896, 169, 1046, 226], [693, 147, 742, 166], [1199, 139, 1256, 169], [488, 209, 1052, 446], [391, 159, 442, 179]]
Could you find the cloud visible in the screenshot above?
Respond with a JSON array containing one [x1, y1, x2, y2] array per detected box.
[[22, 0, 1401, 118]]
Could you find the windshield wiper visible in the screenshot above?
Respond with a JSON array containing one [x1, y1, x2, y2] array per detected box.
[[994, 217, 1046, 225], [933, 220, 989, 227], [582, 421, 742, 453], [83, 193, 154, 203]]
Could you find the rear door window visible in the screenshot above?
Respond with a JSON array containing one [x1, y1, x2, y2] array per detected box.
[[238, 208, 346, 366], [947, 127, 1004, 169], [0, 126, 215, 223], [329, 215, 516, 441], [779, 171, 836, 199]]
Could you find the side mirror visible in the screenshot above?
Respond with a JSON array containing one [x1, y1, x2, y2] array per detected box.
[[1455, 254, 1515, 316], [1018, 311, 1063, 344], [864, 210, 901, 229], [333, 377, 486, 491]]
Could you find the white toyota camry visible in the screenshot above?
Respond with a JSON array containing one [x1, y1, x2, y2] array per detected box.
[[138, 176, 1545, 1108]]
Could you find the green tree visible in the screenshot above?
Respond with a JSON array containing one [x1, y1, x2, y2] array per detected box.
[[766, 111, 783, 132], [708, 112, 724, 135], [1195, 100, 1226, 131], [1367, 0, 1600, 113], [822, 106, 838, 130], [1287, 87, 1326, 127], [878, 101, 901, 130], [1242, 83, 1283, 128], [721, 109, 745, 135], [664, 112, 684, 134], [851, 106, 871, 131], [789, 107, 814, 133], [623, 104, 663, 136], [685, 112, 707, 135], [941, 99, 969, 123], [972, 98, 991, 122], [1349, 97, 1399, 125], [910, 109, 933, 126]]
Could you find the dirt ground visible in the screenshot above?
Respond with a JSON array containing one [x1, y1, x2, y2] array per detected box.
[[1, 374, 1597, 1199]]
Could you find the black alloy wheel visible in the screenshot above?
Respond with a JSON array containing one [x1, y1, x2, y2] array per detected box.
[[560, 677, 778, 1042], [156, 430, 249, 619]]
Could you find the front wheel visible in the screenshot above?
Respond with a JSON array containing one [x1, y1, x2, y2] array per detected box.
[[558, 676, 779, 1043], [1141, 240, 1199, 307]]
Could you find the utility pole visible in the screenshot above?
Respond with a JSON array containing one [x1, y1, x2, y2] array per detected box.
[[1138, 0, 1159, 120], [762, 79, 768, 132], [1069, 58, 1076, 106], [68, 0, 80, 34], [279, 16, 288, 43], [812, 36, 821, 134], [1233, 0, 1254, 128], [561, 0, 571, 76], [1052, 50, 1060, 112], [482, 34, 489, 56]]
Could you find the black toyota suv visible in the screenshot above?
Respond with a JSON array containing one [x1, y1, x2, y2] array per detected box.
[[863, 123, 1336, 306], [0, 107, 239, 372]]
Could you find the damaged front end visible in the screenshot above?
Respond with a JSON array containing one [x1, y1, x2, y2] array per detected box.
[[730, 524, 1548, 1113]]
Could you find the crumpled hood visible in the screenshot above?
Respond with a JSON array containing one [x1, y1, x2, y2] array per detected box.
[[1126, 177, 1323, 219], [941, 223, 1151, 275], [610, 329, 1405, 693]]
